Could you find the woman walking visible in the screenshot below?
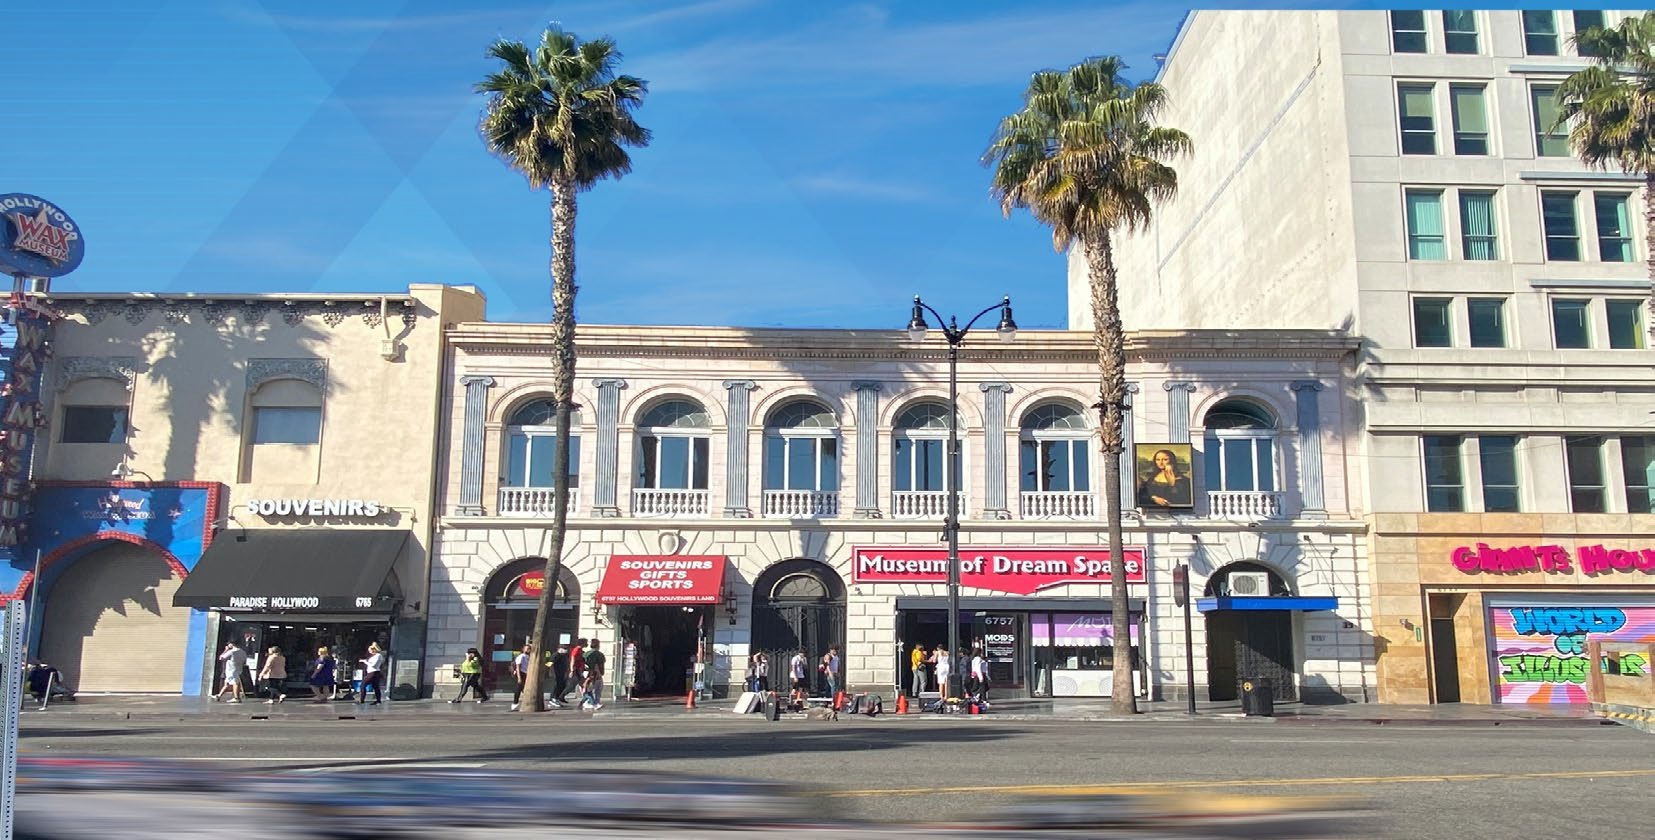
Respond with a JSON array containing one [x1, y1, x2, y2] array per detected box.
[[356, 643, 386, 706], [451, 647, 489, 703], [307, 646, 335, 703], [258, 646, 287, 704], [931, 647, 952, 701]]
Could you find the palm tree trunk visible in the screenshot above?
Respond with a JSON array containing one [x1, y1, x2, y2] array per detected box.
[[1087, 232, 1137, 715], [520, 175, 580, 713], [1645, 173, 1654, 346]]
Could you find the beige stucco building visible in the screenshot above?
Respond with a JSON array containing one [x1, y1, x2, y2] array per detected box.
[[1094, 9, 1655, 704], [428, 319, 1376, 706], [8, 284, 483, 695]]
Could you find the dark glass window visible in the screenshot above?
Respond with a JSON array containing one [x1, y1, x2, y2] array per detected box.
[[61, 406, 129, 444], [251, 406, 320, 445], [1413, 297, 1452, 347], [1443, 10, 1479, 54], [1607, 300, 1645, 350], [1391, 10, 1428, 53], [1467, 298, 1506, 348], [1523, 10, 1559, 55], [1398, 85, 1437, 155], [1622, 436, 1654, 513], [1479, 435, 1520, 512], [1573, 11, 1606, 57], [1565, 435, 1606, 512], [1542, 192, 1581, 261], [1423, 435, 1465, 512], [1552, 299, 1591, 349]]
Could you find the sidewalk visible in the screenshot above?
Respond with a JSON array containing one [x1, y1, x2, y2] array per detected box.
[[17, 693, 1615, 727]]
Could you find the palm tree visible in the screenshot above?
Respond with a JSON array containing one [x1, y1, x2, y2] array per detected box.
[[476, 25, 649, 713], [985, 56, 1189, 713], [1557, 12, 1655, 343]]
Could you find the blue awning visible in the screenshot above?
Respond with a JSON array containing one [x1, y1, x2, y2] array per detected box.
[[1196, 596, 1338, 613]]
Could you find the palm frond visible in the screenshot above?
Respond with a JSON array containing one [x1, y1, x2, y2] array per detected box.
[[1556, 11, 1655, 176]]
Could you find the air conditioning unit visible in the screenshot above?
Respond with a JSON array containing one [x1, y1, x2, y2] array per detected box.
[[1229, 571, 1271, 597]]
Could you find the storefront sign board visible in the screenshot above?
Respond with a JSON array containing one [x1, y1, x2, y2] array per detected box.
[[1491, 603, 1655, 704], [1451, 543, 1655, 576], [243, 498, 386, 519], [595, 555, 725, 604], [852, 546, 1146, 595], [0, 304, 52, 551], [0, 194, 85, 277]]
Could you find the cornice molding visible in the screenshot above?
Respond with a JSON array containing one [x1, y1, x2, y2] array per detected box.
[[45, 297, 419, 331]]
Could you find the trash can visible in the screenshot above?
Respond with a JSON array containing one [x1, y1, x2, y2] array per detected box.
[[1240, 677, 1274, 717]]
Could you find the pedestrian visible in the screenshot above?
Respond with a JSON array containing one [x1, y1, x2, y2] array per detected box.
[[216, 641, 248, 703], [789, 647, 810, 707], [910, 643, 927, 697], [746, 651, 769, 694], [510, 642, 534, 711], [258, 646, 287, 704], [26, 661, 62, 709], [308, 646, 336, 703], [568, 637, 586, 701], [551, 643, 570, 708], [451, 647, 489, 703], [580, 640, 606, 711], [356, 643, 386, 706], [931, 647, 951, 700], [970, 648, 989, 702], [822, 645, 841, 697]]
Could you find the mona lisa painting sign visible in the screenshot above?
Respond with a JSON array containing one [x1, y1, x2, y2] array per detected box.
[[1135, 443, 1195, 510]]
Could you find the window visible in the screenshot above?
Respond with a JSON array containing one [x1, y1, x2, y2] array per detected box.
[[1565, 435, 1606, 512], [1201, 400, 1275, 494], [1459, 190, 1498, 259], [635, 399, 711, 490], [1390, 10, 1428, 53], [1449, 85, 1489, 155], [1522, 10, 1559, 55], [1398, 84, 1437, 154], [1422, 435, 1465, 512], [60, 405, 128, 444], [1532, 85, 1568, 157], [1594, 193, 1633, 262], [762, 401, 839, 493], [1442, 10, 1479, 54], [1405, 190, 1446, 259], [1019, 404, 1091, 493], [1479, 435, 1520, 512], [1623, 436, 1654, 513], [252, 407, 321, 445], [505, 399, 581, 488], [893, 402, 962, 493], [1467, 298, 1507, 348], [1573, 11, 1606, 57], [1552, 299, 1591, 348], [1413, 297, 1453, 347], [1542, 191, 1581, 261], [1607, 300, 1645, 350]]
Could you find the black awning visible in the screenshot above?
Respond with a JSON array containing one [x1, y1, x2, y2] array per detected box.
[[173, 529, 410, 612]]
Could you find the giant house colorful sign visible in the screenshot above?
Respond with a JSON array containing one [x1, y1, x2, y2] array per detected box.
[[1451, 543, 1655, 576], [852, 546, 1147, 595]]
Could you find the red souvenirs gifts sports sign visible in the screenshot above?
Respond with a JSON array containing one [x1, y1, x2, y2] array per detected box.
[[851, 546, 1147, 595]]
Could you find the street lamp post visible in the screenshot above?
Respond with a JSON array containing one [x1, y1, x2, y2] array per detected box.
[[906, 295, 1016, 701]]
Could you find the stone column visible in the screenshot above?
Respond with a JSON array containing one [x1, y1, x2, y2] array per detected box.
[[1118, 383, 1140, 513], [980, 383, 1013, 519], [1292, 380, 1327, 518], [852, 381, 882, 518], [592, 378, 627, 517], [1164, 381, 1197, 443], [723, 380, 758, 518], [454, 376, 494, 515]]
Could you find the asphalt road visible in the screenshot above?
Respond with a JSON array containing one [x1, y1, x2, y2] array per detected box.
[[17, 714, 1652, 838]]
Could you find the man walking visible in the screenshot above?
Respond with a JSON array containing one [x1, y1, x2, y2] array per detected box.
[[550, 643, 570, 708], [823, 645, 841, 698], [510, 642, 534, 711], [580, 640, 606, 711], [216, 641, 248, 703], [789, 647, 810, 708]]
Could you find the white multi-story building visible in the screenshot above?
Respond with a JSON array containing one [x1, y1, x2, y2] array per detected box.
[[1090, 9, 1654, 705], [425, 317, 1375, 705]]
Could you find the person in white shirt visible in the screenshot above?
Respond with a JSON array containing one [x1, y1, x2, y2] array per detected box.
[[215, 642, 248, 703], [509, 643, 534, 711], [789, 648, 810, 707], [931, 648, 952, 700], [970, 649, 989, 702], [356, 643, 386, 706]]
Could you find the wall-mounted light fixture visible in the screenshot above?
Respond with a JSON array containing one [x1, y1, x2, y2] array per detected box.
[[722, 585, 738, 626], [590, 600, 608, 626]]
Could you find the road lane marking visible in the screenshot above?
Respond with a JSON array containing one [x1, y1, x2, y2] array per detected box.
[[825, 767, 1655, 798]]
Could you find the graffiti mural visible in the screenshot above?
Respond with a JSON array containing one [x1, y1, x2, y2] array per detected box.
[[1491, 604, 1655, 704]]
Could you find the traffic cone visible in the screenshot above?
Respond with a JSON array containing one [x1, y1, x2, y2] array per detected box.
[[896, 694, 909, 715], [833, 690, 846, 711], [685, 686, 696, 710]]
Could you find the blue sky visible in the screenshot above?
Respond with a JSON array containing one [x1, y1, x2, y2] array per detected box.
[[8, 1, 1507, 328]]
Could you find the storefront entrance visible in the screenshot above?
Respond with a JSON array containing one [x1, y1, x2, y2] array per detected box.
[[749, 559, 845, 692], [1202, 563, 1301, 703], [896, 600, 1144, 699], [217, 617, 390, 699], [480, 558, 580, 692], [617, 605, 710, 697]]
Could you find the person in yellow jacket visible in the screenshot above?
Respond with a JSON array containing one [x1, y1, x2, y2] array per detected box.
[[450, 648, 490, 703], [909, 643, 928, 697]]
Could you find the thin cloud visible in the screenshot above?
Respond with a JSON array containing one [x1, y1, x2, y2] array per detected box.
[[789, 173, 935, 203]]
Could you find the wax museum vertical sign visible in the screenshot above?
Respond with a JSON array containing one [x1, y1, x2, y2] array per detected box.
[[0, 304, 51, 556]]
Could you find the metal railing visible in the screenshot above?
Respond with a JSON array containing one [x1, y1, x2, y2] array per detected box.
[[761, 490, 841, 519], [1019, 491, 1097, 519], [631, 488, 711, 517], [891, 491, 967, 519], [1206, 490, 1286, 520], [496, 487, 580, 517]]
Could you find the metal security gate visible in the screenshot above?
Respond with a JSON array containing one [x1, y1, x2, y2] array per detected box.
[[1206, 610, 1298, 702], [751, 602, 845, 691]]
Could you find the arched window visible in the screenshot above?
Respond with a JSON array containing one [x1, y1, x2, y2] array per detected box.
[[636, 399, 711, 490], [892, 402, 962, 493], [249, 379, 323, 445], [504, 398, 583, 489], [58, 378, 130, 445], [1019, 403, 1091, 492], [1202, 398, 1277, 493], [763, 401, 839, 493]]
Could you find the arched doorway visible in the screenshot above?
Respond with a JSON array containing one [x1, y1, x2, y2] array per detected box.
[[480, 558, 580, 692], [1203, 562, 1297, 702], [39, 540, 191, 693], [749, 559, 846, 690]]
